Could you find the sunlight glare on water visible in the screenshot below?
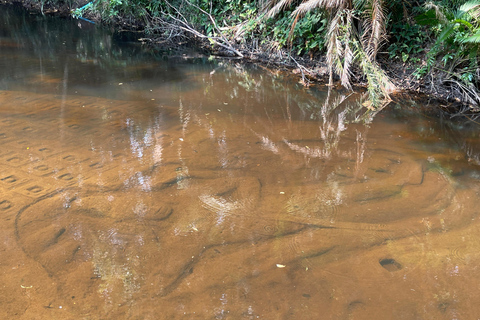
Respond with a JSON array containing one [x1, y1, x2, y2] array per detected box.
[[1, 4, 480, 319]]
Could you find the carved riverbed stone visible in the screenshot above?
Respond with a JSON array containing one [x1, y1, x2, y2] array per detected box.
[[1, 89, 479, 318]]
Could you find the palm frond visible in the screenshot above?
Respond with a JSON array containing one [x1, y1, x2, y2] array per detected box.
[[340, 10, 354, 89], [263, 0, 295, 19], [263, 0, 393, 107], [362, 0, 387, 60], [445, 79, 480, 106], [326, 10, 346, 86], [424, 1, 448, 24], [325, 9, 357, 90], [289, 0, 335, 40], [452, 18, 474, 29], [354, 40, 395, 106], [292, 0, 349, 17]]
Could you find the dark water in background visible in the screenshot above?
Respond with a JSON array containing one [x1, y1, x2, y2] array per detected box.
[[1, 4, 480, 319]]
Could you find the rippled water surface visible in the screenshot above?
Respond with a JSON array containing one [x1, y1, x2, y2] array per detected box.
[[2, 4, 480, 319]]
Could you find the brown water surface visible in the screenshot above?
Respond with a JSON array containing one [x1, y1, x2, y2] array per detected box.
[[2, 4, 480, 319]]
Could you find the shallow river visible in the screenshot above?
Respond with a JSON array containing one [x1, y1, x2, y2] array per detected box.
[[1, 4, 480, 319]]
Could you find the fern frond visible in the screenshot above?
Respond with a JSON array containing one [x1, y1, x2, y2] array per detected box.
[[437, 24, 456, 43], [451, 18, 474, 30], [462, 31, 480, 43], [459, 0, 480, 19]]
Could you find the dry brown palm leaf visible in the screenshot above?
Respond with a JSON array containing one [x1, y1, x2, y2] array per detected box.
[[362, 0, 387, 60], [263, 0, 295, 19], [323, 10, 355, 89], [292, 0, 351, 17], [445, 78, 480, 106], [340, 10, 354, 89], [326, 11, 342, 86], [424, 1, 448, 24]]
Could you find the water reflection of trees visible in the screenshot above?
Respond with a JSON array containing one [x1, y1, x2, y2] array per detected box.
[[440, 117, 480, 168], [182, 61, 373, 162], [374, 100, 480, 175], [0, 4, 189, 97]]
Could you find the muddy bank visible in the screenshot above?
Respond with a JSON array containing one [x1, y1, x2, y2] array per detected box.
[[1, 0, 476, 115]]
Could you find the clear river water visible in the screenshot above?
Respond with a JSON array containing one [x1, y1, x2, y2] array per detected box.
[[1, 4, 480, 319]]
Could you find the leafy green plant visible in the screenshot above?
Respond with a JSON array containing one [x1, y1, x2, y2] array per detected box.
[[387, 23, 425, 63], [415, 1, 480, 74], [265, 9, 327, 55], [414, 0, 480, 103], [292, 10, 327, 55]]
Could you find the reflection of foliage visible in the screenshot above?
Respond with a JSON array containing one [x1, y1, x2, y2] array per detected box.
[[441, 118, 480, 166], [379, 100, 480, 173], [193, 60, 374, 166], [203, 60, 372, 128], [0, 6, 188, 95]]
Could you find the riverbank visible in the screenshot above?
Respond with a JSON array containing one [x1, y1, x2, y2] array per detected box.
[[2, 0, 477, 116]]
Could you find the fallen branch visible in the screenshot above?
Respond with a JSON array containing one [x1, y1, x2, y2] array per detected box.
[[161, 0, 243, 58], [288, 54, 315, 86]]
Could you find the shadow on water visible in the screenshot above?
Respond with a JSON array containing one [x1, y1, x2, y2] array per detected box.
[[1, 4, 480, 320], [0, 3, 207, 99]]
